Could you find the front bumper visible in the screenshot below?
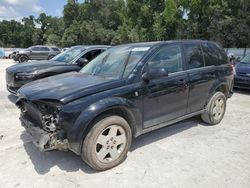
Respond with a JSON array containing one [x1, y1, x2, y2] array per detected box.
[[234, 75, 250, 89], [6, 84, 19, 95], [20, 116, 69, 152]]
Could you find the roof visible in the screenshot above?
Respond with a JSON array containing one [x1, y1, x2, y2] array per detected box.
[[114, 40, 215, 48], [71, 45, 112, 49]]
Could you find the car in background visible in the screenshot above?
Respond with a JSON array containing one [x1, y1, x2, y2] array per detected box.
[[4, 48, 15, 58], [225, 48, 250, 63], [234, 54, 250, 89], [6, 45, 110, 94], [16, 40, 234, 170], [10, 48, 24, 59], [0, 48, 4, 58], [13, 45, 61, 63]]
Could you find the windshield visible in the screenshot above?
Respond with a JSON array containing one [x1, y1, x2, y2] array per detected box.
[[52, 46, 85, 63], [241, 54, 250, 64], [80, 46, 150, 79]]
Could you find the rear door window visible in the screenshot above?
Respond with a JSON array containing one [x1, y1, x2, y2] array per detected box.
[[183, 43, 205, 69], [202, 43, 228, 66], [39, 47, 50, 51]]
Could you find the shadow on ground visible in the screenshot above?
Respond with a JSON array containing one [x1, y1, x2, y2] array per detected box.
[[20, 132, 96, 175], [233, 88, 250, 95], [20, 117, 201, 175], [131, 117, 201, 151]]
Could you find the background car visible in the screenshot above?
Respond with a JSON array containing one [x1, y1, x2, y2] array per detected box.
[[13, 45, 61, 63], [4, 48, 15, 58], [234, 54, 250, 89], [0, 48, 4, 58], [6, 45, 110, 94], [225, 48, 250, 63]]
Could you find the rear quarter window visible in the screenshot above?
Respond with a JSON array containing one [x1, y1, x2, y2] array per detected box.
[[52, 48, 60, 52], [202, 43, 228, 66]]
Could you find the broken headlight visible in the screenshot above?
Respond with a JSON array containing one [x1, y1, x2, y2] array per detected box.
[[36, 100, 62, 132]]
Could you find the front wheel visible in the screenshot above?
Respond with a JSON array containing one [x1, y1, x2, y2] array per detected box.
[[18, 55, 29, 63], [201, 92, 227, 125], [81, 115, 132, 171], [48, 55, 54, 60]]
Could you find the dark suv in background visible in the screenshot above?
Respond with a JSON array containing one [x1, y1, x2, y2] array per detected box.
[[6, 45, 110, 94], [234, 54, 250, 89], [16, 40, 234, 171], [13, 45, 61, 63]]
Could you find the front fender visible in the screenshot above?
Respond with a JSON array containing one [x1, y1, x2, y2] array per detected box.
[[67, 97, 142, 155]]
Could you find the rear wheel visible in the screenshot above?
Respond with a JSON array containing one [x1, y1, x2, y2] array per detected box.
[[201, 92, 227, 125], [81, 115, 132, 171], [18, 55, 28, 63]]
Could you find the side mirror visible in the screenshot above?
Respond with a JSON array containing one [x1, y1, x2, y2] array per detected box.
[[142, 68, 168, 82], [77, 58, 89, 66]]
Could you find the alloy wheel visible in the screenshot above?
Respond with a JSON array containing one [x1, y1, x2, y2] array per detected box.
[[95, 125, 127, 163], [212, 97, 225, 121]]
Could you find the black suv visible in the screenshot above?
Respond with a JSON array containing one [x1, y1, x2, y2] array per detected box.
[[6, 45, 110, 94], [13, 45, 61, 63], [16, 40, 234, 171]]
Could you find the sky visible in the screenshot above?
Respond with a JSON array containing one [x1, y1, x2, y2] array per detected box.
[[0, 0, 68, 21]]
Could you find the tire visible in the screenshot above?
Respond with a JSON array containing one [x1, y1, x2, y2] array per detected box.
[[48, 55, 54, 60], [81, 115, 132, 171], [201, 92, 227, 125], [18, 55, 29, 63]]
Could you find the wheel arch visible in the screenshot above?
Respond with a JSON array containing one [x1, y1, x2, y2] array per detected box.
[[67, 97, 142, 155], [18, 54, 29, 62], [206, 82, 230, 107]]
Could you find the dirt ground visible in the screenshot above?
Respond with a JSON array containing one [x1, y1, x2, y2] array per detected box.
[[0, 59, 250, 188]]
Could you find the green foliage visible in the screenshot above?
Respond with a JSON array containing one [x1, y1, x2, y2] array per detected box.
[[0, 0, 249, 48]]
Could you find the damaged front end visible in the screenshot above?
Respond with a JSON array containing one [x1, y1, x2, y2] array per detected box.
[[16, 98, 69, 152]]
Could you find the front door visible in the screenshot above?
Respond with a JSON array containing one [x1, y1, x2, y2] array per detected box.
[[142, 44, 189, 128]]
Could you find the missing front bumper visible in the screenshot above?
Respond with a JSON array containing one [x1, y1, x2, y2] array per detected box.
[[20, 117, 69, 152]]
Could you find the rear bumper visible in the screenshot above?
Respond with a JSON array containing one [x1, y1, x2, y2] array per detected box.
[[20, 116, 69, 152], [234, 75, 250, 89]]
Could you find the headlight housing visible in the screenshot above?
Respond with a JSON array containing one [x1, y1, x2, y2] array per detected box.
[[35, 100, 63, 132], [15, 72, 37, 80]]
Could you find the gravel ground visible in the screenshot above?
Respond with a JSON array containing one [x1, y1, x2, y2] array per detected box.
[[0, 59, 250, 188]]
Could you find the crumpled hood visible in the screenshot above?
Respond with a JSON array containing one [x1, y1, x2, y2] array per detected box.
[[18, 72, 124, 103], [235, 62, 250, 73], [6, 60, 66, 73]]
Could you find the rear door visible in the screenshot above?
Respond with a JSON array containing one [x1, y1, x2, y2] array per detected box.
[[142, 43, 189, 128], [29, 47, 41, 59], [184, 42, 216, 113], [39, 47, 50, 59]]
